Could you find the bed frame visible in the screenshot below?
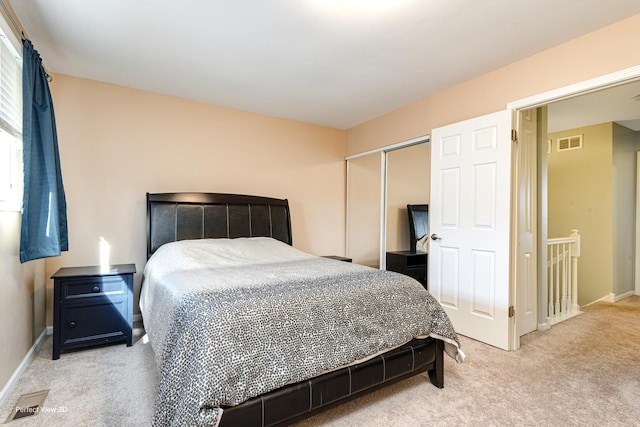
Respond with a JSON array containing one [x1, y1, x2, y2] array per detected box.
[[146, 192, 445, 427]]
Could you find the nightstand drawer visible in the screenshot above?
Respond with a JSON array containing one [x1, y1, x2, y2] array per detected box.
[[60, 298, 128, 344], [61, 275, 128, 300]]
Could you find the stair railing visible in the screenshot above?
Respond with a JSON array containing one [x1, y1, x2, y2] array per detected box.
[[546, 229, 582, 325]]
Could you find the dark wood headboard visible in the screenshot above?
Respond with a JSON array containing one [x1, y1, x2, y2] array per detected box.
[[146, 192, 292, 258]]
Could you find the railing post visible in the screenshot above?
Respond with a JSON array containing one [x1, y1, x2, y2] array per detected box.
[[547, 230, 582, 326], [570, 229, 580, 313]]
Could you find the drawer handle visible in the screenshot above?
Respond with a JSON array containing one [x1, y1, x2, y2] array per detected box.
[[68, 321, 77, 328], [92, 286, 100, 293]]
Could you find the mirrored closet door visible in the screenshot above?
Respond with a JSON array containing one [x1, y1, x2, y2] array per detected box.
[[346, 152, 382, 268], [385, 143, 430, 253], [346, 139, 429, 268]]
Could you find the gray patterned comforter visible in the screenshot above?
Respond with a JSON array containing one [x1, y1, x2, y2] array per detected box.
[[140, 237, 463, 426]]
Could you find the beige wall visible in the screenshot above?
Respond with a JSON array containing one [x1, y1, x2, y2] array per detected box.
[[0, 212, 46, 394], [346, 14, 640, 156], [548, 124, 614, 305], [46, 74, 347, 323]]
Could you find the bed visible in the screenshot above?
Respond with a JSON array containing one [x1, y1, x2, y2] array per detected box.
[[141, 192, 464, 427]]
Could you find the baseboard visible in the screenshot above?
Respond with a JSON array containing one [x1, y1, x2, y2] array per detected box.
[[583, 293, 616, 307], [615, 291, 635, 302], [0, 328, 48, 410], [585, 292, 634, 305]]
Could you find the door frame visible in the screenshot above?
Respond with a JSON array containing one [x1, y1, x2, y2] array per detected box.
[[508, 65, 640, 342], [508, 66, 640, 112], [514, 108, 539, 338]]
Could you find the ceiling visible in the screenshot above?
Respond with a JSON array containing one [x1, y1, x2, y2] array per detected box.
[[548, 80, 640, 132], [9, 1, 640, 130]]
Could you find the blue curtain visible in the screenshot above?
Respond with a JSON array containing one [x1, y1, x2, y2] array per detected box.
[[19, 39, 68, 263]]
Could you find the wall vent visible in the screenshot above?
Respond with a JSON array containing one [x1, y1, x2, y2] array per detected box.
[[556, 135, 583, 152]]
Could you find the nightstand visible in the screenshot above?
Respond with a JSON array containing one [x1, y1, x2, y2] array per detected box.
[[386, 251, 428, 289], [51, 264, 136, 360]]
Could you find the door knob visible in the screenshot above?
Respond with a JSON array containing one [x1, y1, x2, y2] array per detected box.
[[430, 233, 443, 241]]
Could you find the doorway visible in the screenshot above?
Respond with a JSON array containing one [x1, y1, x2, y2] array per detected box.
[[512, 66, 640, 344]]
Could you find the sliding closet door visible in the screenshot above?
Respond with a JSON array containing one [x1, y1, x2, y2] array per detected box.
[[346, 153, 382, 268]]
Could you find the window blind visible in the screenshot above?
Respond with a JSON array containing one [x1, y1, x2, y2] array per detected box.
[[0, 26, 21, 137], [0, 21, 21, 208]]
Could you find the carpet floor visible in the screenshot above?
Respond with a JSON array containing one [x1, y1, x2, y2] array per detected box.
[[1, 296, 638, 426]]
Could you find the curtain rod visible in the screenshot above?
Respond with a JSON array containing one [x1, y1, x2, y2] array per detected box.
[[0, 0, 21, 40], [0, 0, 53, 82]]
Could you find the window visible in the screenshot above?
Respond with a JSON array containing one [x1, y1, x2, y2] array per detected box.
[[0, 19, 22, 211], [0, 129, 21, 207]]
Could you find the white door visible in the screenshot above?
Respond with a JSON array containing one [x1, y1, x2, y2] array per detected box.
[[516, 109, 538, 336], [429, 110, 513, 350]]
